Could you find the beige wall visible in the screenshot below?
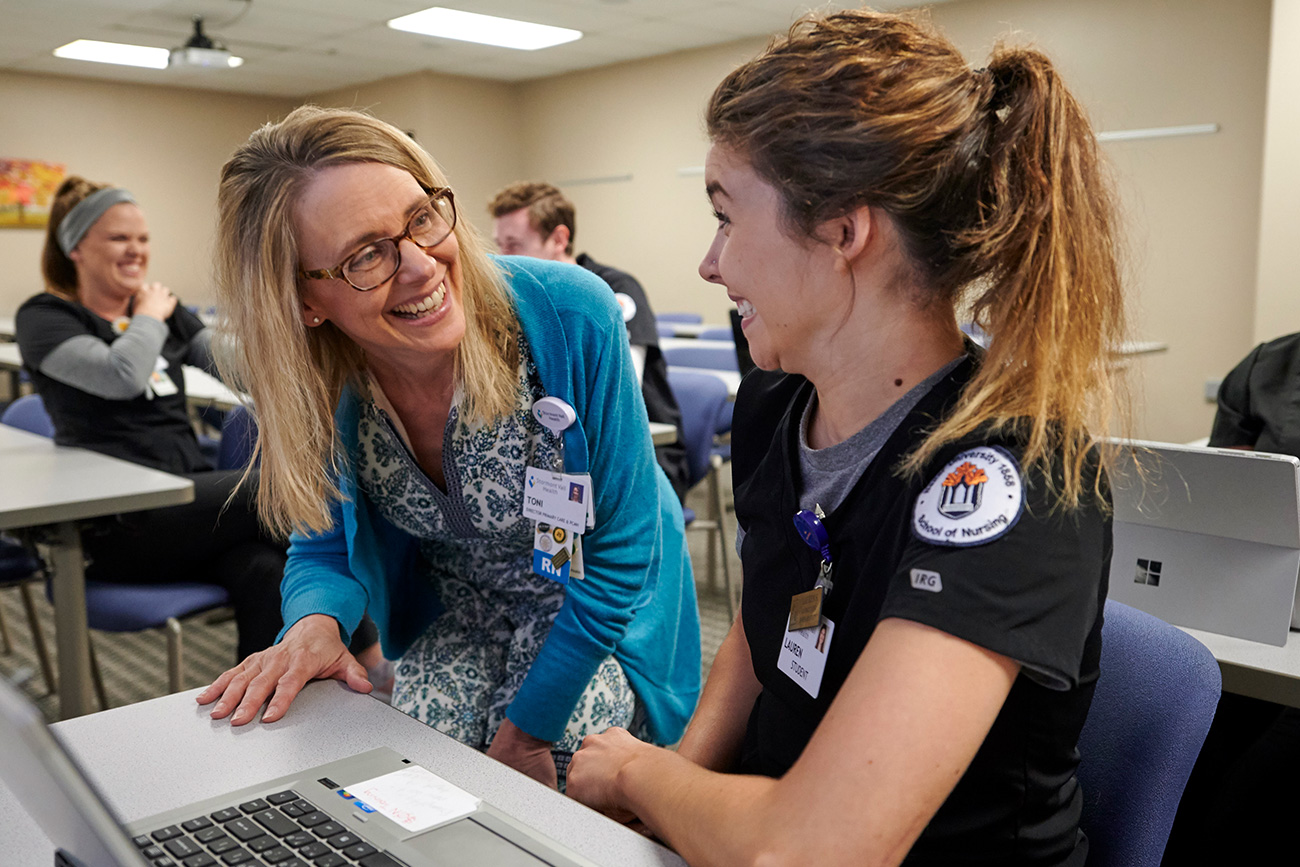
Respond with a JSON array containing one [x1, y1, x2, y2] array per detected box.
[[0, 0, 1277, 443], [308, 71, 524, 247], [0, 70, 295, 313], [511, 0, 1271, 443], [1255, 0, 1300, 342]]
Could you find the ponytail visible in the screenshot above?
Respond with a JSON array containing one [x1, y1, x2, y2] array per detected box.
[[903, 47, 1126, 507], [706, 11, 1127, 509]]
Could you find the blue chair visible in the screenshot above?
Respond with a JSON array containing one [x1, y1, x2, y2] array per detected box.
[[1076, 600, 1221, 867], [656, 322, 677, 339], [662, 343, 740, 373], [217, 404, 259, 470], [656, 312, 703, 324], [667, 370, 736, 617], [1, 394, 230, 706], [696, 326, 734, 341]]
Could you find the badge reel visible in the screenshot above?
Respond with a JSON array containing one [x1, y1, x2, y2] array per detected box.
[[789, 506, 833, 631], [524, 397, 595, 584]]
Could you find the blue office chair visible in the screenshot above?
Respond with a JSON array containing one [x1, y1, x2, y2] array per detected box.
[[1, 393, 231, 706], [662, 343, 740, 373], [696, 326, 734, 341], [1076, 600, 1221, 867], [656, 312, 704, 324], [217, 404, 259, 470], [656, 322, 677, 339], [667, 369, 736, 617]]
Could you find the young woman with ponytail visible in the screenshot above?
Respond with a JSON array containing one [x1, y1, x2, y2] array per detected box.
[[567, 10, 1126, 866]]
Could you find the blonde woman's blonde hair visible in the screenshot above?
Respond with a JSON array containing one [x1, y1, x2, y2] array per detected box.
[[214, 105, 519, 537]]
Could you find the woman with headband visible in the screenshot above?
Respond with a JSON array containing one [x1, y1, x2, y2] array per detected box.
[[15, 176, 283, 662], [568, 10, 1125, 865]]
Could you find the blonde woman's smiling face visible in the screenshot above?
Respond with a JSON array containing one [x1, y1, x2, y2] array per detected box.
[[294, 162, 465, 372]]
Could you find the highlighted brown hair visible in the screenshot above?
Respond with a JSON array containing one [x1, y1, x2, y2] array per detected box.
[[706, 10, 1127, 507], [41, 176, 110, 297]]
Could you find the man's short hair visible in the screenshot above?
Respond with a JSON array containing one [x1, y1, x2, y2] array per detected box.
[[487, 181, 575, 256]]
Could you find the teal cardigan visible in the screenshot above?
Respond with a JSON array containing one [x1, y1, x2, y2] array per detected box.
[[280, 256, 701, 744]]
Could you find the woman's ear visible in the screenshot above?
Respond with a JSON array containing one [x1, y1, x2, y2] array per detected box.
[[831, 204, 874, 264], [301, 299, 324, 327]]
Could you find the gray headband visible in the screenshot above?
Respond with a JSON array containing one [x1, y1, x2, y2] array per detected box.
[[56, 187, 136, 256]]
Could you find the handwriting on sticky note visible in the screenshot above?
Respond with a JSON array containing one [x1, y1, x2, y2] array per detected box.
[[346, 766, 481, 833]]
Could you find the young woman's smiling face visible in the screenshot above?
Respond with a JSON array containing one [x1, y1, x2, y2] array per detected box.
[[294, 161, 465, 372], [70, 202, 150, 302], [698, 145, 842, 375]]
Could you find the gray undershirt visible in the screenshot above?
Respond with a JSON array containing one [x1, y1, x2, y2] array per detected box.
[[735, 357, 965, 555], [37, 316, 213, 400]]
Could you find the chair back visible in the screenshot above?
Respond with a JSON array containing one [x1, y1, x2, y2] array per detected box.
[[217, 405, 260, 470], [1076, 599, 1221, 867], [1, 394, 54, 437], [656, 322, 677, 339], [656, 312, 703, 324], [696, 326, 734, 341], [666, 370, 729, 488], [663, 344, 740, 372]]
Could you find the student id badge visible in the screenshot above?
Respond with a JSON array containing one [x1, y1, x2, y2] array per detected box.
[[148, 356, 178, 397], [532, 523, 573, 584], [778, 614, 835, 699]]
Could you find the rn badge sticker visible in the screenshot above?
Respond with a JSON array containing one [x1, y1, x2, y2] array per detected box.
[[913, 447, 1024, 547]]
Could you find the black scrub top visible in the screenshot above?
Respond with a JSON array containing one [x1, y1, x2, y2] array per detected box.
[[731, 358, 1110, 867]]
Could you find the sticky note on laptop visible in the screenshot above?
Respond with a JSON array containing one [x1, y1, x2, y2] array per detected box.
[[342, 766, 481, 833]]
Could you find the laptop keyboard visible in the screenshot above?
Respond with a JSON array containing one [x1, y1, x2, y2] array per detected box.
[[132, 789, 402, 867]]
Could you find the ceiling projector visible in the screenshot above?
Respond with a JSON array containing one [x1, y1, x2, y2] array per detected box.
[[170, 17, 242, 69]]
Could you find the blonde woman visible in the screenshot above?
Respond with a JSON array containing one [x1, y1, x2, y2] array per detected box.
[[568, 10, 1126, 865], [196, 107, 699, 789]]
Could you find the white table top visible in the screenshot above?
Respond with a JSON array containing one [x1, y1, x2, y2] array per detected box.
[[0, 341, 244, 411], [663, 322, 713, 338], [659, 337, 735, 353], [0, 315, 14, 341], [1181, 625, 1300, 708], [0, 341, 20, 370], [0, 681, 685, 866], [0, 425, 193, 530], [648, 421, 676, 445]]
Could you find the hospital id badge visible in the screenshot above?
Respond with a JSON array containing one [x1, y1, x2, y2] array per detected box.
[[532, 521, 574, 584], [778, 614, 835, 699], [522, 466, 589, 534], [149, 357, 178, 397]]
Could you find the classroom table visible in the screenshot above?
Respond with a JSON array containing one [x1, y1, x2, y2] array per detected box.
[[659, 337, 735, 354], [648, 420, 676, 445], [0, 680, 686, 866], [0, 425, 194, 720], [0, 314, 15, 341], [0, 341, 243, 411], [663, 321, 717, 338], [1181, 625, 1300, 709]]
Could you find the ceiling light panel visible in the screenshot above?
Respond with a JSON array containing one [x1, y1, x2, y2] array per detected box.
[[387, 7, 582, 51], [53, 39, 170, 69]]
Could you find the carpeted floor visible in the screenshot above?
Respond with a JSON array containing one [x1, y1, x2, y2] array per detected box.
[[0, 470, 740, 723]]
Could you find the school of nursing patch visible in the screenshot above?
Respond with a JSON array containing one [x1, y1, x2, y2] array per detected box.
[[912, 446, 1024, 547]]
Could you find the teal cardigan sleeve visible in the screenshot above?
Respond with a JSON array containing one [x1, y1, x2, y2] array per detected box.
[[503, 257, 700, 744]]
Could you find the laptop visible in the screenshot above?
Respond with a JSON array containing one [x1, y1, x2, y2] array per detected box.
[[1107, 439, 1300, 647], [0, 675, 599, 867]]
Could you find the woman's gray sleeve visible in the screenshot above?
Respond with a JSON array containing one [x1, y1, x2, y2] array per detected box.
[[37, 316, 168, 400], [184, 327, 217, 374]]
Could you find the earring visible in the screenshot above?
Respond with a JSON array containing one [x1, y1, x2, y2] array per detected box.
[[312, 316, 320, 324]]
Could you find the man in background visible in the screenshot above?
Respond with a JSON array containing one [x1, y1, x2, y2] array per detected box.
[[489, 182, 690, 501]]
